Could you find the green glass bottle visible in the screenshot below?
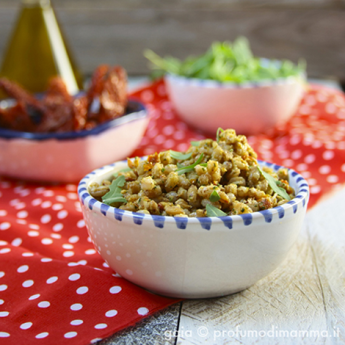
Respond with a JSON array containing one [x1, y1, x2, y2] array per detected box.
[[0, 0, 83, 95]]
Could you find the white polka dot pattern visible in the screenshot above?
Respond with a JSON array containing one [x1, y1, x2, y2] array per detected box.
[[22, 280, 34, 288], [38, 301, 50, 308], [64, 331, 77, 338], [105, 310, 118, 317], [20, 322, 33, 330], [137, 307, 149, 316], [70, 319, 83, 326], [69, 273, 81, 281], [70, 303, 83, 311], [17, 265, 29, 273], [76, 286, 88, 295], [35, 332, 49, 339]]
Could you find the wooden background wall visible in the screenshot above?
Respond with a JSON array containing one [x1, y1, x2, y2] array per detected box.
[[0, 0, 344, 80]]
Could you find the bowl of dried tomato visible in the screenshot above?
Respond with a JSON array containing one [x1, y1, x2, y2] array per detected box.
[[0, 65, 149, 183]]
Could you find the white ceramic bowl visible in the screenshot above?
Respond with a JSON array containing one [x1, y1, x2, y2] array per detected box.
[[165, 74, 305, 135], [78, 159, 309, 299], [0, 100, 149, 183]]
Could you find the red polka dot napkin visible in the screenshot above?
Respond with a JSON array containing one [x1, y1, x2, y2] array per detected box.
[[0, 183, 179, 345], [1, 79, 345, 344]]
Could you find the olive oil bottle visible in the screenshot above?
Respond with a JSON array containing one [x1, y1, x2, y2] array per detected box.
[[0, 0, 83, 95]]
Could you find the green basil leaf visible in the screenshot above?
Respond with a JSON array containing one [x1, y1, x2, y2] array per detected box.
[[216, 127, 224, 142], [176, 154, 204, 175], [170, 150, 192, 160], [257, 166, 291, 200], [102, 175, 127, 205], [206, 204, 227, 217], [209, 190, 220, 202], [191, 141, 201, 147]]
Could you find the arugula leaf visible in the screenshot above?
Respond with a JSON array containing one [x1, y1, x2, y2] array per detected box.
[[144, 49, 181, 75], [176, 154, 204, 175], [102, 175, 127, 205], [216, 127, 224, 142], [191, 141, 201, 147], [113, 168, 131, 178], [144, 37, 305, 83], [206, 204, 227, 217], [209, 190, 220, 202], [257, 166, 291, 200], [170, 150, 192, 160]]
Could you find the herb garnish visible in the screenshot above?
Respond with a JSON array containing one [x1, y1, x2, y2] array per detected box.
[[113, 168, 131, 178], [176, 154, 204, 175], [209, 190, 220, 202], [216, 128, 224, 142], [206, 204, 227, 217], [257, 166, 291, 200], [191, 141, 201, 147], [170, 150, 192, 160], [102, 175, 127, 205]]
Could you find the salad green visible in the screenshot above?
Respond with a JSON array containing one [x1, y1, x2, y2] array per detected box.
[[144, 37, 305, 83]]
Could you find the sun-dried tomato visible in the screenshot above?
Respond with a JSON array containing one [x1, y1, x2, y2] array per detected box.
[[72, 95, 88, 131], [0, 78, 44, 131], [87, 65, 127, 123], [0, 102, 37, 132], [37, 77, 74, 132], [0, 65, 128, 133]]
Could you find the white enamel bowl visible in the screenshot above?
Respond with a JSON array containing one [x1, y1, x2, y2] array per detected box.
[[0, 100, 149, 183], [165, 74, 305, 135], [78, 160, 309, 299]]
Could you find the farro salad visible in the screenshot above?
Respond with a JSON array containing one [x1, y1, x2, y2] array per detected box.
[[89, 128, 295, 217]]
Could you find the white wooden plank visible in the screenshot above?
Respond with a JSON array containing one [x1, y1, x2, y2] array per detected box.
[[306, 187, 345, 344], [177, 234, 328, 343]]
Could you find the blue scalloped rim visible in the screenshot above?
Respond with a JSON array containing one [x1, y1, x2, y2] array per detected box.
[[78, 159, 309, 231], [0, 99, 147, 141], [165, 72, 306, 89]]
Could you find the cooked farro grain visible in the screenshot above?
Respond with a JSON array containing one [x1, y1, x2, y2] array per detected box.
[[89, 128, 295, 217]]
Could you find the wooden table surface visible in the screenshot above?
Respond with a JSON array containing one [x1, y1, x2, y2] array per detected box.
[[94, 79, 345, 345]]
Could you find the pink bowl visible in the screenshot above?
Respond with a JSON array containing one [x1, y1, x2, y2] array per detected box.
[[0, 100, 149, 183]]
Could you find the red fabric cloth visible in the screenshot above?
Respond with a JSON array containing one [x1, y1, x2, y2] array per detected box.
[[0, 80, 345, 344]]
